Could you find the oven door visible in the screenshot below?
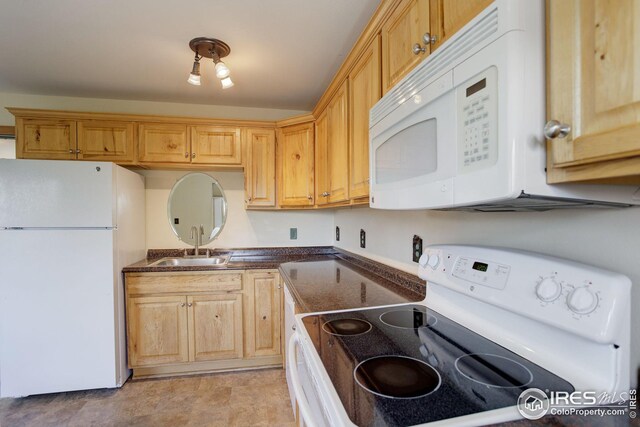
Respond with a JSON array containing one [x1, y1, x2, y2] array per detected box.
[[288, 333, 333, 427], [370, 71, 457, 210]]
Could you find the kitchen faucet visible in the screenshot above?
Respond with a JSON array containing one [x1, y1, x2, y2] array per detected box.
[[190, 225, 204, 257]]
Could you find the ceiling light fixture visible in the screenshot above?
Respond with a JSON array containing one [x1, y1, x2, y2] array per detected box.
[[187, 37, 234, 89]]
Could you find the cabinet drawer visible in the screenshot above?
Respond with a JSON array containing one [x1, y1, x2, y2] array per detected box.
[[126, 272, 242, 295]]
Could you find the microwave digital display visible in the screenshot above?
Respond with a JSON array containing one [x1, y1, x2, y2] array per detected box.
[[472, 261, 489, 272], [466, 78, 486, 97]]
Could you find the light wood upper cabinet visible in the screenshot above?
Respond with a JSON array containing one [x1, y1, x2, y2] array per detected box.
[[381, 0, 431, 94], [349, 36, 381, 200], [138, 123, 190, 163], [188, 294, 243, 362], [277, 122, 315, 207], [546, 0, 640, 183], [17, 118, 76, 160], [314, 110, 330, 206], [245, 128, 276, 207], [245, 271, 282, 358], [127, 295, 189, 367], [191, 126, 242, 165], [326, 81, 350, 204], [433, 0, 493, 47], [315, 81, 350, 205], [77, 120, 135, 163]]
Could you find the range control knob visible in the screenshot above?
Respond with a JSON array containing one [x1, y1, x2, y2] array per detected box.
[[567, 287, 598, 314], [535, 277, 562, 302], [427, 255, 440, 269], [418, 253, 430, 268]]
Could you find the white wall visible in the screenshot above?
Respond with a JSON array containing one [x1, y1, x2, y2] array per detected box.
[[0, 138, 15, 158], [142, 169, 333, 249], [334, 206, 640, 386], [0, 91, 307, 125]]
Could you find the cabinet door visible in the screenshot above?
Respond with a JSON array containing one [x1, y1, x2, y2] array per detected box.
[[277, 122, 315, 207], [138, 123, 190, 163], [17, 118, 76, 160], [191, 126, 242, 165], [349, 37, 381, 200], [245, 272, 282, 358], [381, 0, 431, 94], [434, 0, 492, 47], [127, 296, 189, 367], [188, 294, 243, 362], [546, 0, 640, 183], [314, 110, 330, 206], [327, 80, 350, 204], [245, 128, 276, 207], [77, 120, 135, 163]]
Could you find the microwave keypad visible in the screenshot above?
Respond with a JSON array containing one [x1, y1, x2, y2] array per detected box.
[[462, 95, 491, 167], [457, 67, 498, 174]]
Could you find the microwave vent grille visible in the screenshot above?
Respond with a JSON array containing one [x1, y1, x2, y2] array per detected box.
[[371, 5, 499, 126], [437, 193, 633, 212]]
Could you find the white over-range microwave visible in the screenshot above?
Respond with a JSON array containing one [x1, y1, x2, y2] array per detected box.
[[369, 0, 639, 211]]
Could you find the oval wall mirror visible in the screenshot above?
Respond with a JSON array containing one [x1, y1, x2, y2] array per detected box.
[[167, 173, 227, 246]]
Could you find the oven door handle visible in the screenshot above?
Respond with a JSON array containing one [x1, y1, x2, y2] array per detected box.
[[288, 333, 318, 427]]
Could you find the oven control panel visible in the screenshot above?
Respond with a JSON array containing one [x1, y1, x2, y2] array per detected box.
[[418, 245, 631, 345]]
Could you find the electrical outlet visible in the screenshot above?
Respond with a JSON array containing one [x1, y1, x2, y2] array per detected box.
[[336, 226, 340, 241], [412, 235, 423, 263], [290, 228, 297, 240], [360, 229, 366, 248]]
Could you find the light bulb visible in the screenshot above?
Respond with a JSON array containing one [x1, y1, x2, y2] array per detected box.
[[187, 73, 201, 85], [220, 77, 234, 89], [187, 60, 201, 86], [215, 61, 230, 79]]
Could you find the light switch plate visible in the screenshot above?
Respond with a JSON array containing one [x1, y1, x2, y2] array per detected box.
[[290, 228, 298, 240], [360, 229, 366, 248]]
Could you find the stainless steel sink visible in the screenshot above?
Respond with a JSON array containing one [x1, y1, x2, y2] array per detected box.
[[149, 256, 229, 267]]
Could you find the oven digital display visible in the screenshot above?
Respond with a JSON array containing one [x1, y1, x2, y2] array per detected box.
[[466, 78, 486, 97], [472, 261, 489, 272]]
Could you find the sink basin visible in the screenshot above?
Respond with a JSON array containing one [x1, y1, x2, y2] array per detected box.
[[149, 256, 229, 267]]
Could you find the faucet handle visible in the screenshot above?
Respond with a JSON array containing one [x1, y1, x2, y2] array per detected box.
[[206, 248, 211, 258], [183, 248, 188, 257]]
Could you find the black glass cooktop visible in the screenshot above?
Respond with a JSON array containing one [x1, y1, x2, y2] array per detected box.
[[301, 304, 574, 426]]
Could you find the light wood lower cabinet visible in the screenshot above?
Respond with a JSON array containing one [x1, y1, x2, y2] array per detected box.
[[124, 269, 282, 379], [244, 271, 282, 357], [188, 294, 243, 361]]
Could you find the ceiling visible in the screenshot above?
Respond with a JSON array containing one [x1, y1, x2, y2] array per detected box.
[[0, 0, 380, 111]]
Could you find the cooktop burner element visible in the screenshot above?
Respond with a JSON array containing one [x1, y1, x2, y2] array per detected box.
[[455, 353, 533, 388], [322, 318, 372, 336], [354, 355, 441, 399], [380, 308, 436, 329]]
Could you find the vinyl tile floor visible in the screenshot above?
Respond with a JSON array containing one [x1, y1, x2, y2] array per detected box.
[[0, 368, 295, 427]]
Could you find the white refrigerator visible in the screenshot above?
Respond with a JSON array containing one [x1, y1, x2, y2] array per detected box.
[[0, 159, 145, 397]]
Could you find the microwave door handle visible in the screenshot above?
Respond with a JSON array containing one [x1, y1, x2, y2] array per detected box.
[[288, 334, 319, 427]]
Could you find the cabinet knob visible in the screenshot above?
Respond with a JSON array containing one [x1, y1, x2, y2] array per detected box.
[[188, 302, 193, 307], [248, 197, 252, 201], [422, 32, 437, 45], [191, 153, 196, 158], [412, 43, 426, 55], [307, 195, 313, 200], [69, 149, 74, 154], [321, 192, 330, 197], [185, 152, 189, 158], [75, 149, 82, 154], [544, 120, 571, 140], [181, 303, 186, 307]]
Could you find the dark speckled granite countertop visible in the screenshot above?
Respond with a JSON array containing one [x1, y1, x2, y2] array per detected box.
[[123, 246, 426, 313]]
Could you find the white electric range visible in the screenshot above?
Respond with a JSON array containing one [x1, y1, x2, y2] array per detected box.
[[288, 245, 632, 426]]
